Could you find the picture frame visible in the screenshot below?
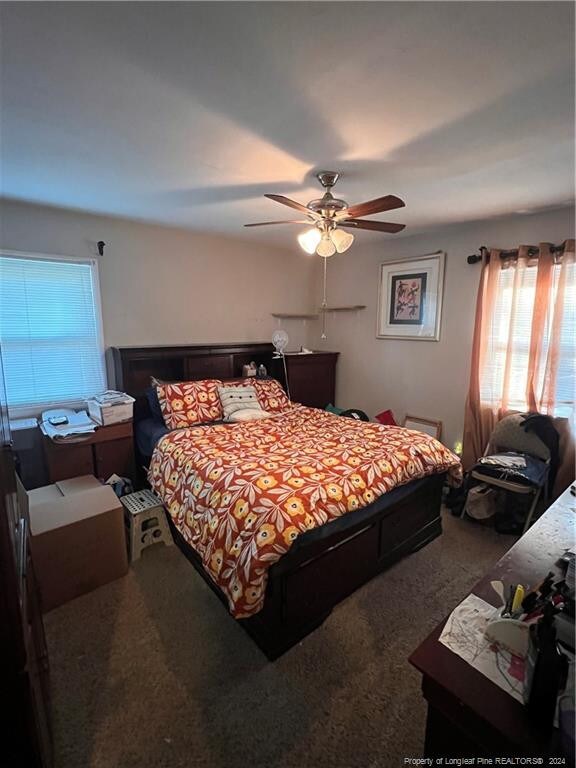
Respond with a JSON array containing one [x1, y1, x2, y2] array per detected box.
[[403, 415, 442, 441], [377, 252, 445, 340]]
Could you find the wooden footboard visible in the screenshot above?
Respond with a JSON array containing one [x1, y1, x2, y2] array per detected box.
[[167, 472, 445, 659]]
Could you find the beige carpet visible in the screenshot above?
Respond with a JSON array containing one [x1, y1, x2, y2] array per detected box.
[[45, 511, 514, 768]]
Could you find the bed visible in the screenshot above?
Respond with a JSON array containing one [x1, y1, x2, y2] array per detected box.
[[108, 343, 461, 659]]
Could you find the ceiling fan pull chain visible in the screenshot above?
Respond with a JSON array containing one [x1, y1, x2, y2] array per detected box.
[[321, 256, 328, 340]]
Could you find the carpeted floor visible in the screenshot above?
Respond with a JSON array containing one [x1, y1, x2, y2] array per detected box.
[[44, 511, 514, 768]]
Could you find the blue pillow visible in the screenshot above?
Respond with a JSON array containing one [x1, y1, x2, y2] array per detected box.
[[145, 386, 164, 423]]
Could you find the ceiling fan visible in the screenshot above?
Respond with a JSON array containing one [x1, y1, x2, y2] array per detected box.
[[244, 171, 406, 257]]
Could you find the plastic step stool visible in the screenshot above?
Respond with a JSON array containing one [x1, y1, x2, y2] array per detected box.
[[120, 489, 173, 561]]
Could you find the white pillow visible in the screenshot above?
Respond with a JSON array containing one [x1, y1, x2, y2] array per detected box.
[[219, 386, 270, 422], [228, 408, 274, 423]]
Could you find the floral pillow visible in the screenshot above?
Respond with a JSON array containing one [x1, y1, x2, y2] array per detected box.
[[253, 378, 292, 413], [157, 379, 223, 429]]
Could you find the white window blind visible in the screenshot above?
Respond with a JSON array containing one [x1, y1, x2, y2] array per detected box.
[[0, 252, 106, 412], [480, 259, 575, 419]]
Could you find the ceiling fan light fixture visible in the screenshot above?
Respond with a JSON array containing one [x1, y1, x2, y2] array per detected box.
[[245, 174, 405, 269], [316, 233, 336, 258], [297, 227, 321, 254], [331, 228, 355, 253]]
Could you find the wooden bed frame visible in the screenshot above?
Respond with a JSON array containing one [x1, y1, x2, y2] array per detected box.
[[108, 343, 446, 659]]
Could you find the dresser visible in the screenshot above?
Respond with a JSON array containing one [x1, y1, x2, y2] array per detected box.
[[270, 351, 339, 409], [0, 412, 52, 767]]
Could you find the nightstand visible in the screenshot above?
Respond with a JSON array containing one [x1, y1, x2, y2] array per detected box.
[[270, 351, 339, 408], [42, 421, 135, 483]]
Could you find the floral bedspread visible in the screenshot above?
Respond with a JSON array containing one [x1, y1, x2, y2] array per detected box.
[[149, 406, 461, 618]]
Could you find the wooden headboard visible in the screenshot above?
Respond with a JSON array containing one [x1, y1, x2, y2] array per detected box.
[[107, 342, 274, 421]]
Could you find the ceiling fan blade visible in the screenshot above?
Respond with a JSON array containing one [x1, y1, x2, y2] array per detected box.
[[341, 195, 405, 219], [264, 194, 320, 218], [339, 219, 406, 233], [244, 220, 310, 227]]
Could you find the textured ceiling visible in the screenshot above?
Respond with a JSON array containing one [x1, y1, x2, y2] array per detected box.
[[0, 1, 574, 244]]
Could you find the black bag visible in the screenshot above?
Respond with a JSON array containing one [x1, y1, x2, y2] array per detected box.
[[340, 409, 369, 422]]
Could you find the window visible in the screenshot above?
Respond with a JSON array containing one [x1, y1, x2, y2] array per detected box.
[[480, 257, 575, 420], [0, 252, 106, 413]]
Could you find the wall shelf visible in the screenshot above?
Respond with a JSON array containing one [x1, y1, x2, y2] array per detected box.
[[272, 306, 366, 319], [271, 313, 318, 319], [318, 305, 366, 312]]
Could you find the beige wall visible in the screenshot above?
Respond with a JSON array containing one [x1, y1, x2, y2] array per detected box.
[[0, 198, 315, 350], [309, 206, 575, 451], [2, 198, 573, 447]]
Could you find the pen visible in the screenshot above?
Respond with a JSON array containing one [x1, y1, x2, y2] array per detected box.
[[512, 585, 525, 613], [502, 584, 515, 617]]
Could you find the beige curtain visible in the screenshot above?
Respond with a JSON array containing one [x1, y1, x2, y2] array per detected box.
[[462, 248, 502, 469], [463, 240, 575, 497]]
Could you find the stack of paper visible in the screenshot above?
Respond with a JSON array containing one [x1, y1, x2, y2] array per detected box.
[[40, 410, 97, 442], [92, 390, 133, 405]]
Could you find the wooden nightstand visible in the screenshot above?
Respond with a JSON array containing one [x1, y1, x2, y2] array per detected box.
[[270, 351, 339, 408], [42, 421, 135, 483]]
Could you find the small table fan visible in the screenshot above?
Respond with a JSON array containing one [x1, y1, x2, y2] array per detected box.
[[272, 329, 289, 358], [271, 330, 291, 401]]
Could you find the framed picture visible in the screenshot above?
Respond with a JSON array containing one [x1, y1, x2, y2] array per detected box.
[[403, 415, 442, 441], [377, 252, 445, 340]]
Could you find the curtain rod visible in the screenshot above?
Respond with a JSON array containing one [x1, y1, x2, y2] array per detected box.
[[467, 241, 567, 265]]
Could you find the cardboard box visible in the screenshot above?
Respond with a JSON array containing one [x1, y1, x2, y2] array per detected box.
[[18, 475, 128, 611], [87, 395, 134, 426]]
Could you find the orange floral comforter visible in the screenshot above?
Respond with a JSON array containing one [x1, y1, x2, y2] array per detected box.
[[149, 406, 461, 618]]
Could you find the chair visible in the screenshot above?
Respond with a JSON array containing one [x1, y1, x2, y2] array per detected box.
[[463, 413, 552, 534]]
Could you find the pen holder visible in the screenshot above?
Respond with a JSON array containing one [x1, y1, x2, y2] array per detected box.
[[484, 608, 529, 657]]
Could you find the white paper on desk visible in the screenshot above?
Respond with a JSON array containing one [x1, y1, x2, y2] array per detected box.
[[439, 593, 525, 703], [40, 409, 97, 440]]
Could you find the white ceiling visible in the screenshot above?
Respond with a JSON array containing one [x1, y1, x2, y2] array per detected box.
[[0, 1, 574, 245]]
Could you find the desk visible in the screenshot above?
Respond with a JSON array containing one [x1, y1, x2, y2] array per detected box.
[[410, 487, 575, 757]]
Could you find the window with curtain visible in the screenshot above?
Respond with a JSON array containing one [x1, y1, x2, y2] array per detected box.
[[0, 252, 106, 413], [480, 256, 575, 419], [464, 240, 575, 478]]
